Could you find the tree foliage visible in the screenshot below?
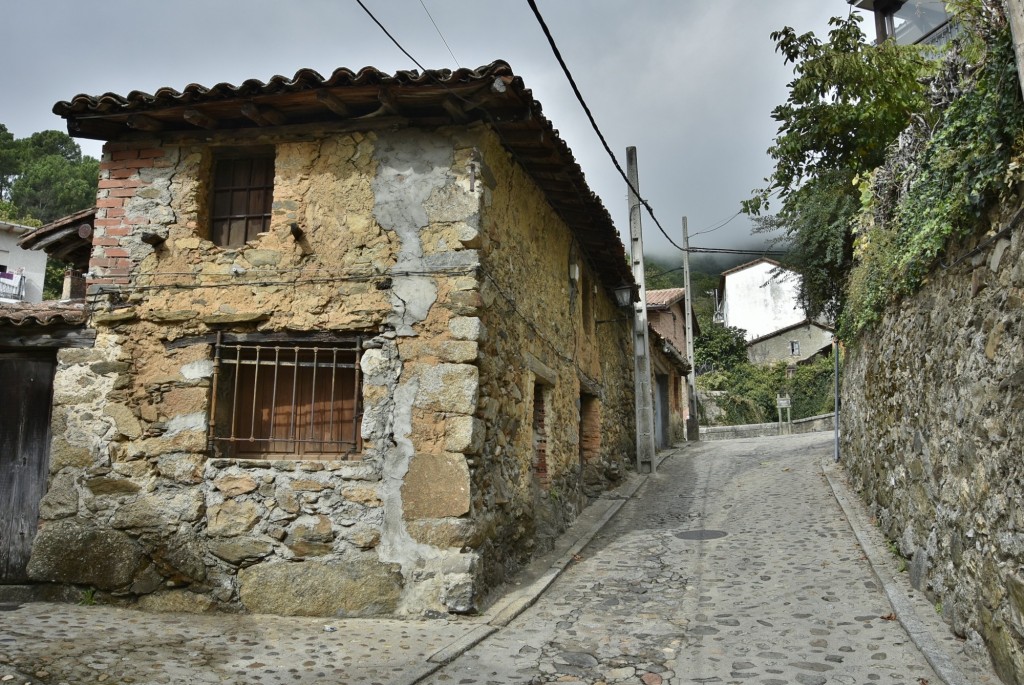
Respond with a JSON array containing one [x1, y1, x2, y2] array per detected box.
[[744, 15, 931, 322], [693, 321, 748, 373], [0, 124, 99, 224], [698, 355, 838, 426]]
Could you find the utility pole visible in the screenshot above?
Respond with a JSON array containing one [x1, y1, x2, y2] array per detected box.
[[1006, 0, 1024, 100], [681, 217, 700, 442], [626, 147, 656, 473]]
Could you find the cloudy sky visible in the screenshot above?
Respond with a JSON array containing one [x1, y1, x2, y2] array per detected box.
[[2, 1, 861, 258]]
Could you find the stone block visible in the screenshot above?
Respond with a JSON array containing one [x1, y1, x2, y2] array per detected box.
[[445, 415, 484, 454], [401, 452, 470, 519], [207, 499, 260, 537], [342, 485, 382, 507], [38, 472, 79, 519], [287, 514, 335, 544], [27, 519, 143, 590], [414, 363, 479, 415], [449, 316, 485, 342], [406, 519, 482, 548], [214, 474, 259, 497], [103, 403, 142, 440], [49, 438, 94, 472], [86, 477, 142, 496], [112, 491, 205, 530], [162, 387, 208, 417], [156, 453, 204, 484], [209, 537, 275, 565], [237, 558, 404, 617]]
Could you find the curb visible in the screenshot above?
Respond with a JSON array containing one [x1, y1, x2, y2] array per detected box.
[[821, 457, 972, 685], [419, 443, 688, 676]]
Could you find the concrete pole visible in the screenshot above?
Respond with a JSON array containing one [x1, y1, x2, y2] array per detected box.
[[834, 337, 841, 463], [1007, 0, 1024, 100], [681, 217, 700, 442], [626, 147, 657, 473]]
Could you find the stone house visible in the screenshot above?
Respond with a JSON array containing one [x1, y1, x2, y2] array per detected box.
[[645, 288, 698, 447], [745, 319, 833, 367], [19, 61, 638, 617]]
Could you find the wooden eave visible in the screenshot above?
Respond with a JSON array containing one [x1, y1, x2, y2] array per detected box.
[[53, 61, 634, 294]]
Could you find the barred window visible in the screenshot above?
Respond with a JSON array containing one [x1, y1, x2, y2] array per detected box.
[[210, 337, 362, 460], [211, 154, 274, 247]]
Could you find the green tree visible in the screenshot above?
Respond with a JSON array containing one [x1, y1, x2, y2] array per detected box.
[[694, 321, 747, 372], [10, 152, 99, 224], [744, 14, 930, 322]]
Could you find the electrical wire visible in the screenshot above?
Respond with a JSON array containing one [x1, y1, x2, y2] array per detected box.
[[354, 0, 427, 72], [418, 0, 460, 68], [689, 210, 742, 238], [524, 0, 685, 253]]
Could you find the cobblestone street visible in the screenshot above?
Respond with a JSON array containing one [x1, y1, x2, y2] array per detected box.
[[0, 433, 1000, 684], [424, 433, 986, 685]]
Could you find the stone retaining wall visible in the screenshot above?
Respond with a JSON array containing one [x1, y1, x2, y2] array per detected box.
[[841, 216, 1024, 682], [700, 413, 835, 441]]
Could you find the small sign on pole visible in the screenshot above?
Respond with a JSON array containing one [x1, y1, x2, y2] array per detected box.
[[776, 394, 792, 434]]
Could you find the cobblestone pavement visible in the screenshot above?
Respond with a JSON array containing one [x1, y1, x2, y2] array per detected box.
[[0, 433, 1000, 684], [424, 433, 959, 685], [0, 605, 480, 685]]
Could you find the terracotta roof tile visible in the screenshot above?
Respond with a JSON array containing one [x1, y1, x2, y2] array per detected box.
[[0, 301, 88, 327], [646, 288, 686, 309]]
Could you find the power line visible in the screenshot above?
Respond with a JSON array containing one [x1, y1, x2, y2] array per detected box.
[[418, 0, 460, 68], [689, 210, 742, 238], [525, 0, 685, 253], [354, 0, 427, 72]]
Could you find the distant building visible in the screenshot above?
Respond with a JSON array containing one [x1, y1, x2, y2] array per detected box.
[[717, 258, 806, 342], [0, 221, 48, 303], [646, 288, 700, 447], [849, 0, 955, 46], [746, 319, 834, 367]]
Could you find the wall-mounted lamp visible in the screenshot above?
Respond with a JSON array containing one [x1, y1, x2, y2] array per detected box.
[[613, 285, 635, 308]]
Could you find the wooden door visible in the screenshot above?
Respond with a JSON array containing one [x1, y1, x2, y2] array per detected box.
[[0, 351, 56, 582]]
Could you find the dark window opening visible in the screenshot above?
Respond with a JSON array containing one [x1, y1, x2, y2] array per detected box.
[[211, 155, 274, 247], [789, 340, 801, 357], [210, 337, 362, 460], [532, 382, 549, 487]]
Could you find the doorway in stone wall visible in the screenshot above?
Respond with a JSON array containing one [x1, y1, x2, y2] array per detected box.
[[0, 350, 56, 582]]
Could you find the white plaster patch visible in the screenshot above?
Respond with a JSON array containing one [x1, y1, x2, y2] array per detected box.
[[181, 360, 214, 380], [165, 412, 208, 436]]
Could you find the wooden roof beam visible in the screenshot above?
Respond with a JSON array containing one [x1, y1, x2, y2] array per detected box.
[[441, 96, 470, 124], [183, 109, 218, 129], [241, 102, 287, 127], [316, 90, 353, 118], [126, 114, 163, 132]]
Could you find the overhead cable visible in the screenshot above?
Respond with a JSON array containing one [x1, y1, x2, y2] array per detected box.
[[525, 0, 685, 252]]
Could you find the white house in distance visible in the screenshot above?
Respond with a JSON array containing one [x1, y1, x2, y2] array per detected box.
[[717, 257, 833, 366], [0, 221, 47, 303], [717, 258, 806, 341]]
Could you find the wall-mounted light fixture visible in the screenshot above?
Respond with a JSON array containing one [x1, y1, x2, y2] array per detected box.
[[613, 285, 635, 308]]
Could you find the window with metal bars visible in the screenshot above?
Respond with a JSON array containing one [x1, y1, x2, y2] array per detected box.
[[209, 337, 362, 460], [210, 154, 274, 247]]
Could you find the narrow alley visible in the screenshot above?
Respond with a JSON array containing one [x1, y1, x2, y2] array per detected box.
[[0, 434, 1001, 684], [424, 433, 993, 685]]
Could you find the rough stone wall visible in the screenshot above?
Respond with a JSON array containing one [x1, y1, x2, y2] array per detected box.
[[841, 215, 1024, 682], [27, 126, 512, 616], [469, 129, 636, 590], [28, 123, 634, 618]]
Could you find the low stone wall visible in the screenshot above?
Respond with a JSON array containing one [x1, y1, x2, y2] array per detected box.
[[700, 413, 835, 441], [841, 220, 1024, 682]]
